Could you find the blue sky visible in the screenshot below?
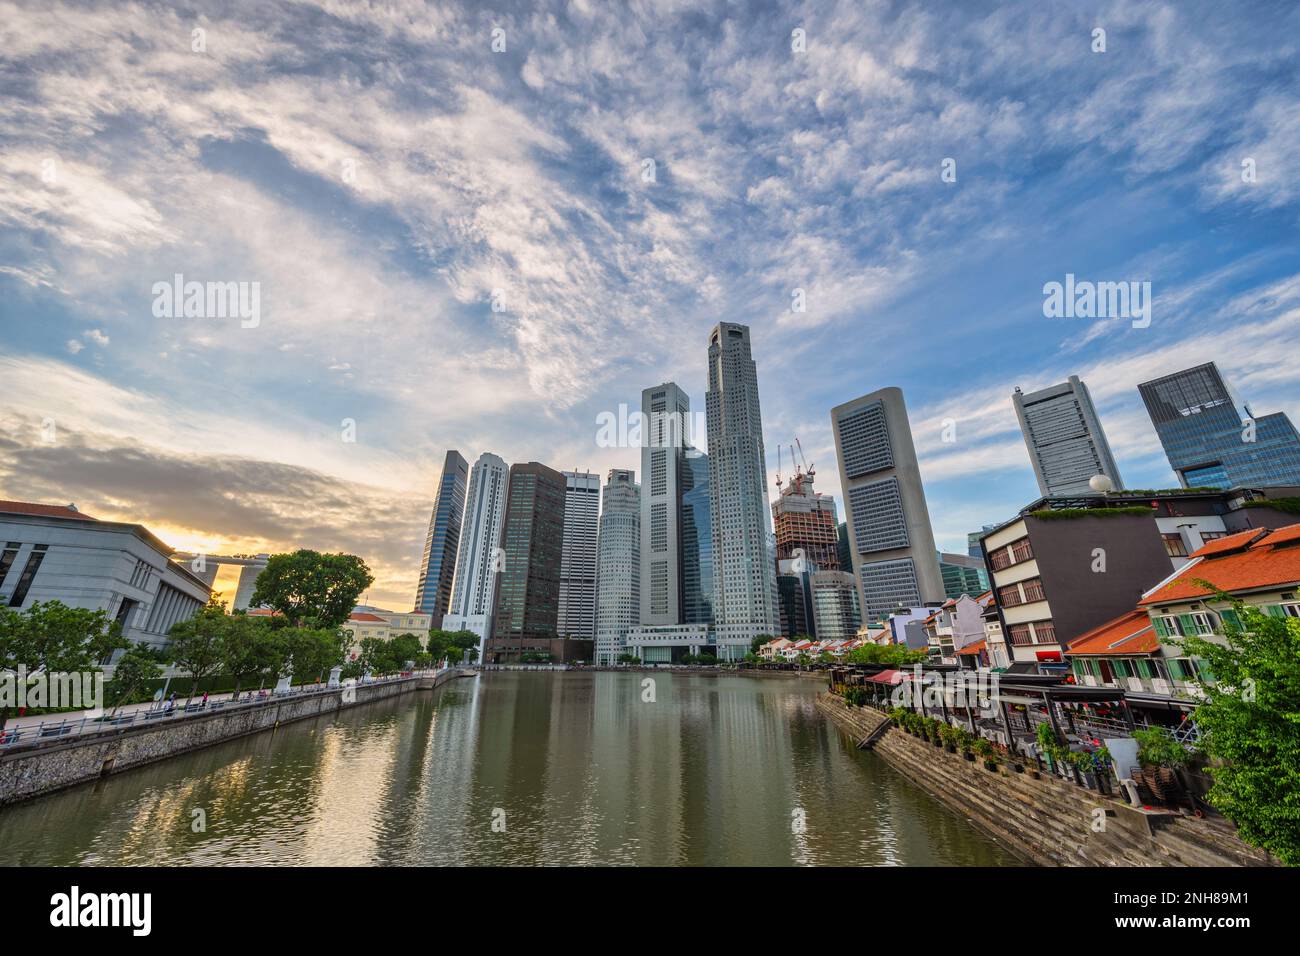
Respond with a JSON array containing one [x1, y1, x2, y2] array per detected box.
[[2, 0, 1299, 607]]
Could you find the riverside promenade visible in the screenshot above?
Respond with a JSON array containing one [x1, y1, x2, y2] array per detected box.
[[0, 667, 472, 806]]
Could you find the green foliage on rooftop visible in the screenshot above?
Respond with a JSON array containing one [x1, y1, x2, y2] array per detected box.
[[1028, 506, 1154, 521], [1242, 497, 1300, 515], [1106, 487, 1221, 496]]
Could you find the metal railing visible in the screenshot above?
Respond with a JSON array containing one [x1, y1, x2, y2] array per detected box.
[[0, 671, 436, 749]]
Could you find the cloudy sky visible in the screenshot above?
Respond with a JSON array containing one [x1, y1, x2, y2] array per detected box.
[[2, 0, 1298, 609]]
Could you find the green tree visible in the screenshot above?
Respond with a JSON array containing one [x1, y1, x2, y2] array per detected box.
[[286, 628, 345, 685], [166, 598, 227, 703], [387, 633, 423, 670], [1175, 599, 1300, 865], [219, 615, 277, 700], [0, 600, 127, 730], [750, 634, 772, 655], [845, 643, 927, 667], [250, 550, 374, 629], [105, 644, 165, 716]]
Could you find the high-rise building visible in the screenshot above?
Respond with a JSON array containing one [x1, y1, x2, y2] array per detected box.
[[772, 470, 840, 570], [1013, 376, 1123, 496], [486, 462, 566, 663], [810, 570, 862, 641], [442, 452, 509, 653], [681, 450, 713, 626], [831, 387, 945, 623], [414, 450, 469, 626], [706, 323, 780, 657], [967, 525, 997, 559], [595, 469, 640, 665], [837, 521, 853, 572], [640, 382, 693, 626], [776, 558, 814, 639], [937, 551, 990, 599], [558, 470, 600, 640], [1138, 362, 1300, 489]]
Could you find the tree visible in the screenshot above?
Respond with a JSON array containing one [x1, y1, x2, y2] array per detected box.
[[352, 636, 388, 676], [1175, 599, 1300, 865], [106, 644, 165, 717], [284, 628, 344, 686], [166, 598, 227, 703], [0, 600, 127, 730], [250, 550, 374, 629], [219, 614, 276, 700], [386, 633, 423, 672], [750, 634, 772, 655], [845, 643, 927, 667]]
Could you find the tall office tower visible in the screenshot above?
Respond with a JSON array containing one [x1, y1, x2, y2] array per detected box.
[[776, 558, 814, 639], [487, 462, 566, 662], [558, 470, 600, 639], [810, 570, 862, 641], [831, 387, 945, 623], [443, 453, 509, 650], [1139, 362, 1300, 489], [772, 470, 840, 570], [640, 382, 693, 626], [1013, 376, 1123, 497], [937, 551, 991, 599], [837, 521, 853, 573], [414, 450, 469, 626], [595, 469, 640, 665], [680, 450, 713, 625], [706, 322, 780, 656]]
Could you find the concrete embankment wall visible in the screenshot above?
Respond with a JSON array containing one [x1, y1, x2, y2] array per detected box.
[[0, 669, 470, 807], [815, 692, 1276, 867]]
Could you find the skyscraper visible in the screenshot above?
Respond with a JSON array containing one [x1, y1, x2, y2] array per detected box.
[[414, 450, 468, 626], [486, 462, 566, 663], [558, 470, 600, 639], [706, 322, 779, 657], [680, 450, 713, 626], [810, 570, 862, 641], [1139, 362, 1300, 489], [1013, 376, 1123, 496], [640, 382, 693, 626], [443, 452, 508, 652], [831, 387, 945, 623], [938, 551, 991, 599], [595, 469, 640, 665]]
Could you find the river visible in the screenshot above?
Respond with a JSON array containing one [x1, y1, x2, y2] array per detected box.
[[0, 670, 1019, 866]]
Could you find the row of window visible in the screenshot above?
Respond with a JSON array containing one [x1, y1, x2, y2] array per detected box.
[[989, 536, 1034, 571], [997, 577, 1045, 607], [0, 542, 48, 607], [1152, 603, 1300, 638], [1007, 619, 1056, 646]]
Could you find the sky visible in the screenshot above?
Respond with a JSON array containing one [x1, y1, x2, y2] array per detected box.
[[2, 0, 1299, 610]]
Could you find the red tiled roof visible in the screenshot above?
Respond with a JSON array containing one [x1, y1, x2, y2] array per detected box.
[[1141, 522, 1300, 605], [956, 639, 987, 655], [0, 500, 95, 520], [349, 612, 387, 622], [1068, 609, 1159, 655]]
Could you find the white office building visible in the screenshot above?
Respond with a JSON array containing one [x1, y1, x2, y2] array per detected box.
[[1013, 376, 1123, 497], [640, 382, 693, 627], [442, 452, 508, 653], [706, 323, 779, 658], [558, 469, 600, 639], [594, 469, 640, 664], [0, 501, 210, 654]]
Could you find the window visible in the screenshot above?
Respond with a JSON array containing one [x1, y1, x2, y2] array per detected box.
[[1199, 531, 1227, 542], [1113, 659, 1130, 679], [1033, 620, 1056, 645], [997, 583, 1022, 607], [0, 542, 20, 589], [1162, 533, 1188, 558], [1021, 578, 1046, 602], [1008, 623, 1033, 646], [1010, 538, 1034, 564], [8, 546, 47, 607]]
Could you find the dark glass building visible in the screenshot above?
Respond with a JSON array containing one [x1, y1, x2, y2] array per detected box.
[[680, 450, 713, 625], [1138, 363, 1300, 489], [487, 462, 566, 662], [414, 450, 468, 626]]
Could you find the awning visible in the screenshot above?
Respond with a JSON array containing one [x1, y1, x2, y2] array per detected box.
[[867, 669, 903, 685]]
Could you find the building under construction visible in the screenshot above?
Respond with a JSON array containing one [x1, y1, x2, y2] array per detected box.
[[771, 440, 840, 571]]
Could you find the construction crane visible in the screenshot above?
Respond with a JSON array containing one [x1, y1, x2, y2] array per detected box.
[[795, 437, 815, 481], [774, 444, 784, 495]]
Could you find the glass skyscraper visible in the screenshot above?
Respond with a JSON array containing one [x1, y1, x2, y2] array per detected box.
[[414, 450, 468, 626], [681, 450, 712, 626], [1138, 363, 1300, 489]]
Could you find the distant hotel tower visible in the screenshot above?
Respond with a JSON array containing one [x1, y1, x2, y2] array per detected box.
[[487, 462, 566, 663], [706, 323, 779, 656], [831, 387, 945, 622], [443, 452, 508, 652], [595, 469, 640, 665], [414, 450, 468, 626], [1013, 375, 1123, 496], [558, 470, 600, 640], [1138, 362, 1300, 489]]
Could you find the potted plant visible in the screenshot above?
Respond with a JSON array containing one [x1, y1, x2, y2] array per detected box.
[[974, 738, 999, 772], [956, 728, 976, 761], [1133, 727, 1189, 802], [939, 724, 958, 754]]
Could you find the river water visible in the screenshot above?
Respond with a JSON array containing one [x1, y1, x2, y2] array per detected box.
[[0, 671, 1019, 866]]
